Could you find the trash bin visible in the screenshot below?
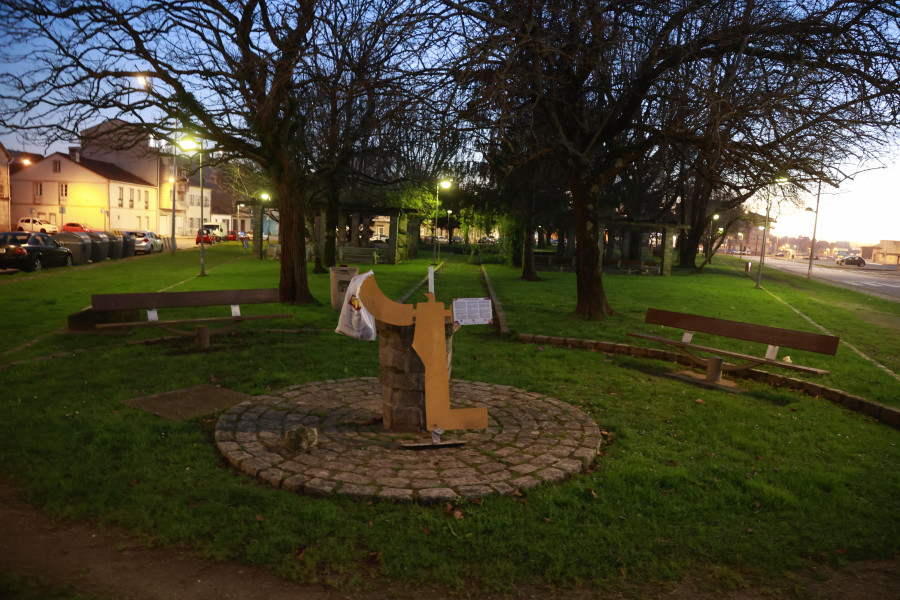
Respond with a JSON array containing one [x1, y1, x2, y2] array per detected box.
[[116, 230, 135, 257], [105, 231, 123, 259], [330, 266, 359, 310], [86, 231, 109, 263], [52, 231, 91, 265]]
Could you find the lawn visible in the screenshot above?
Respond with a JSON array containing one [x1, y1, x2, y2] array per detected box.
[[1, 244, 897, 596]]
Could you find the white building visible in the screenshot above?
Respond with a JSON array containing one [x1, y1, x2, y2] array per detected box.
[[10, 150, 159, 233]]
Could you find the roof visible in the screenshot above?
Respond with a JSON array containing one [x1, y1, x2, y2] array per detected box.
[[59, 152, 155, 186]]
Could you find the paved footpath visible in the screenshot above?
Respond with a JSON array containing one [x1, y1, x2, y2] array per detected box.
[[216, 377, 603, 503]]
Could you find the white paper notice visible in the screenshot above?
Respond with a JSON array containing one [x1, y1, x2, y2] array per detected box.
[[452, 297, 493, 325]]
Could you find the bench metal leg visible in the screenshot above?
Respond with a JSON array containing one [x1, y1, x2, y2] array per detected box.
[[196, 325, 210, 349], [706, 357, 724, 382]]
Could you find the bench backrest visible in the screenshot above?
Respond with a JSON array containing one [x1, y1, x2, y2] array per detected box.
[[92, 289, 280, 311], [645, 308, 840, 355]]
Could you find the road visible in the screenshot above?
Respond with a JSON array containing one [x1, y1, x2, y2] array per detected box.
[[746, 255, 900, 301]]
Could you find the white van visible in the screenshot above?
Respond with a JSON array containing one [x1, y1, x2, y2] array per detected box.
[[203, 223, 226, 241]]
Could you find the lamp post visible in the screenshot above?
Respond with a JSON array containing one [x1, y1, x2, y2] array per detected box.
[[755, 177, 788, 289], [446, 209, 452, 243], [806, 178, 822, 279], [170, 134, 178, 255], [707, 213, 720, 258], [433, 179, 451, 264], [178, 137, 206, 276]]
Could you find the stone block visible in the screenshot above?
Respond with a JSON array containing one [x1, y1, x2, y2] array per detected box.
[[418, 488, 458, 504]]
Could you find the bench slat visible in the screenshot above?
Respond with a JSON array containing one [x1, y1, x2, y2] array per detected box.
[[95, 313, 292, 330], [645, 308, 839, 355], [92, 289, 280, 311]]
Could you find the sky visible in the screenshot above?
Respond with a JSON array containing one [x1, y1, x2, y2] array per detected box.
[[764, 157, 899, 247]]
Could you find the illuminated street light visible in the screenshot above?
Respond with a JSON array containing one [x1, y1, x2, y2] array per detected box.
[[178, 136, 206, 276], [433, 179, 451, 264]]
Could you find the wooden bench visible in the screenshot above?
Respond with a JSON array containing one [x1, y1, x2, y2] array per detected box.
[[603, 258, 658, 274], [68, 289, 292, 348], [628, 308, 840, 386], [338, 246, 379, 264]]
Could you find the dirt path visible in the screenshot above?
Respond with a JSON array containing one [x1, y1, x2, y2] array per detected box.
[[1, 479, 897, 600]]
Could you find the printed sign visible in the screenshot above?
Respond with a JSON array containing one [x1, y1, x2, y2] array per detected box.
[[452, 297, 493, 326]]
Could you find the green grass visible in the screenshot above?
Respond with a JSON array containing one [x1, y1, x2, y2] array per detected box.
[[0, 244, 898, 595]]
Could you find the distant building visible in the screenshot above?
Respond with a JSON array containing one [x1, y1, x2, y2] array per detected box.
[[869, 240, 900, 265], [0, 141, 10, 231], [10, 150, 158, 232]]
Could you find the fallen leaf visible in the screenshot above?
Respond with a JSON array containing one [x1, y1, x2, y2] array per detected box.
[[256, 514, 264, 522], [589, 487, 598, 499], [452, 509, 464, 520], [423, 526, 430, 535], [695, 398, 705, 404], [544, 517, 552, 523]]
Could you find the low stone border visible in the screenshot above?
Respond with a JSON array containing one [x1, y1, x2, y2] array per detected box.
[[215, 377, 602, 503], [517, 333, 900, 429]]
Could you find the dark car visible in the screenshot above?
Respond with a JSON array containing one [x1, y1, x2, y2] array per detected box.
[[0, 231, 73, 271], [838, 256, 866, 267]]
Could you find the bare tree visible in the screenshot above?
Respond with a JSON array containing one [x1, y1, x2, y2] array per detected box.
[[451, 0, 900, 319], [0, 0, 457, 303]]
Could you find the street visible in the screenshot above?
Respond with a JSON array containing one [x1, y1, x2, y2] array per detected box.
[[745, 255, 900, 301]]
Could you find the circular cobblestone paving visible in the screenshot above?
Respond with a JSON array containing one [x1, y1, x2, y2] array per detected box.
[[215, 377, 602, 503]]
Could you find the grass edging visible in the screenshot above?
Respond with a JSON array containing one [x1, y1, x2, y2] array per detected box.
[[516, 332, 900, 429]]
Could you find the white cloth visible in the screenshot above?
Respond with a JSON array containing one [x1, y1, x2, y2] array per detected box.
[[334, 270, 377, 341]]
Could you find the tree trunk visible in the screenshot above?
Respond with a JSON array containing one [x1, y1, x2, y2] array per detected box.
[[276, 179, 316, 304], [323, 194, 338, 268], [521, 217, 538, 281], [570, 174, 614, 319]]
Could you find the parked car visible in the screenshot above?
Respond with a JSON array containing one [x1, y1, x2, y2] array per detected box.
[[16, 218, 59, 234], [838, 256, 866, 267], [0, 231, 73, 271], [62, 222, 96, 232], [196, 229, 216, 244], [226, 230, 248, 241], [127, 230, 164, 254]]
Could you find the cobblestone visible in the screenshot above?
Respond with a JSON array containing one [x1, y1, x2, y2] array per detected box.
[[216, 377, 603, 503]]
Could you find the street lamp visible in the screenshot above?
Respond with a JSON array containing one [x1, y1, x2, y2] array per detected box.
[[755, 177, 788, 289], [178, 136, 206, 276], [433, 179, 451, 264], [805, 177, 822, 279], [170, 133, 179, 255], [446, 209, 453, 243]]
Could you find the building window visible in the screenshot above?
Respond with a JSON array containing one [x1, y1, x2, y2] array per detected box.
[[59, 183, 68, 198], [118, 187, 124, 208], [144, 190, 149, 209], [33, 182, 42, 199], [52, 160, 61, 173], [129, 188, 134, 209]]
